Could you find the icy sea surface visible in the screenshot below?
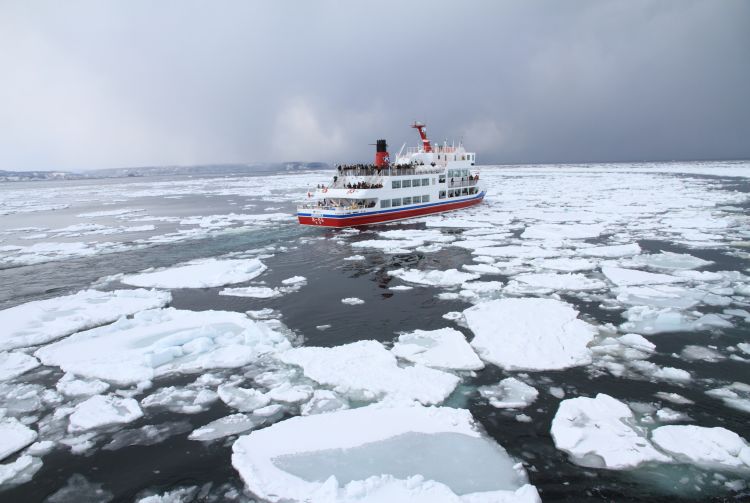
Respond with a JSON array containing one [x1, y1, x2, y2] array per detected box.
[[0, 162, 749, 502]]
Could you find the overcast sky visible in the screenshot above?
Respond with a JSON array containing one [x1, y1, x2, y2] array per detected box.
[[1, 0, 748, 171]]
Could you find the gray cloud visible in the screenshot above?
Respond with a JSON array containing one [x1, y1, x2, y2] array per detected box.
[[1, 0, 748, 170]]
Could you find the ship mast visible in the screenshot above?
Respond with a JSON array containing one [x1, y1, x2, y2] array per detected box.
[[411, 121, 432, 153]]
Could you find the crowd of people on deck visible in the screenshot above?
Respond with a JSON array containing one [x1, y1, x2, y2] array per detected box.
[[315, 199, 376, 209]]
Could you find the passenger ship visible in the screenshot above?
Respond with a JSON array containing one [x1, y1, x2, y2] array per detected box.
[[297, 122, 486, 227]]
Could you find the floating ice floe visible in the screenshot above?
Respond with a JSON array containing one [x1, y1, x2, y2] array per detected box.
[[232, 405, 540, 503], [513, 272, 606, 291], [551, 393, 671, 469], [620, 306, 732, 335], [218, 384, 271, 412], [68, 394, 143, 432], [478, 378, 539, 409], [0, 289, 171, 351], [141, 385, 218, 414], [577, 243, 641, 258], [301, 390, 349, 416], [56, 373, 110, 397], [471, 246, 559, 259], [341, 297, 364, 305], [706, 383, 750, 413], [464, 299, 597, 371], [627, 252, 713, 270], [680, 345, 725, 362], [122, 258, 267, 288], [190, 413, 270, 442], [601, 266, 684, 287], [343, 255, 364, 261], [651, 425, 750, 471], [0, 455, 42, 486], [36, 308, 291, 385], [530, 257, 597, 272], [391, 328, 484, 371], [279, 340, 459, 405], [388, 268, 480, 287], [219, 286, 281, 298], [0, 417, 37, 461], [0, 352, 39, 380], [521, 223, 605, 240]]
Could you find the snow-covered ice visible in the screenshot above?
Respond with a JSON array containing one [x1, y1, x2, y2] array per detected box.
[[0, 417, 38, 461], [601, 266, 684, 287], [217, 384, 271, 412], [341, 297, 364, 305], [232, 405, 540, 502], [391, 328, 484, 371], [36, 308, 291, 385], [0, 352, 39, 380], [551, 394, 671, 469], [388, 268, 480, 287], [464, 298, 597, 370], [652, 425, 750, 471], [68, 394, 143, 432], [514, 272, 606, 291], [478, 378, 539, 409], [122, 258, 267, 288], [279, 341, 459, 405], [0, 289, 171, 351]]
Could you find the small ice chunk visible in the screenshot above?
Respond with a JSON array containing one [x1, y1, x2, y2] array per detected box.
[[219, 286, 281, 298], [343, 255, 365, 261], [122, 258, 267, 288], [265, 384, 314, 404], [442, 311, 462, 321], [629, 252, 712, 270], [655, 408, 691, 423], [341, 297, 364, 305], [141, 386, 217, 414], [652, 425, 750, 470], [706, 383, 750, 413], [56, 373, 110, 397], [387, 268, 480, 287], [279, 340, 459, 405], [218, 384, 270, 412], [189, 413, 263, 442], [68, 394, 143, 432], [549, 387, 566, 399], [0, 352, 39, 380], [551, 393, 671, 469], [522, 223, 605, 240], [680, 345, 725, 362], [391, 328, 484, 371], [617, 333, 656, 353], [281, 276, 307, 286], [514, 273, 606, 291], [254, 404, 285, 418], [388, 285, 413, 291], [577, 243, 641, 258], [737, 343, 750, 356], [0, 289, 171, 351], [0, 417, 38, 461], [478, 378, 539, 409], [465, 298, 597, 371], [654, 392, 694, 405]]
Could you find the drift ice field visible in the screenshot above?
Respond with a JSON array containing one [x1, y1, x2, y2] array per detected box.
[[1, 162, 749, 502]]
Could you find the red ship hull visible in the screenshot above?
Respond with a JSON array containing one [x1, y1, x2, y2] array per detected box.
[[298, 193, 484, 228]]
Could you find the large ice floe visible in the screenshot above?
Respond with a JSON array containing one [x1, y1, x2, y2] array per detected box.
[[651, 425, 750, 471], [391, 328, 484, 371], [464, 298, 597, 370], [68, 394, 143, 432], [232, 405, 540, 502], [279, 341, 459, 405], [0, 289, 171, 351], [551, 394, 671, 469], [35, 308, 291, 385], [121, 258, 267, 288], [0, 417, 38, 461]]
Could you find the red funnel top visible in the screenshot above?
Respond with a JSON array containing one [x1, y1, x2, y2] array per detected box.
[[411, 121, 432, 153], [374, 139, 389, 167]]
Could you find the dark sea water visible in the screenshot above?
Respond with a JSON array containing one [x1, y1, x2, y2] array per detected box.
[[0, 164, 749, 502]]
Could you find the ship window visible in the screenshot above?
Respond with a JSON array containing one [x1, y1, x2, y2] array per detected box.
[[439, 191, 446, 199], [432, 178, 436, 184], [402, 179, 411, 188], [380, 199, 391, 208], [422, 194, 430, 202], [402, 197, 412, 205], [462, 169, 469, 176], [439, 175, 445, 183], [421, 178, 429, 186], [391, 198, 401, 207], [391, 180, 401, 189], [462, 188, 468, 195]]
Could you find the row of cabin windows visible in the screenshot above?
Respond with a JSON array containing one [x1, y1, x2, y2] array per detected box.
[[391, 178, 431, 189], [436, 154, 475, 161], [438, 187, 480, 199], [380, 195, 430, 208], [446, 169, 470, 178]]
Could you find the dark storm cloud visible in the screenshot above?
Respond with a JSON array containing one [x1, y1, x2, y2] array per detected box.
[[1, 0, 748, 170]]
